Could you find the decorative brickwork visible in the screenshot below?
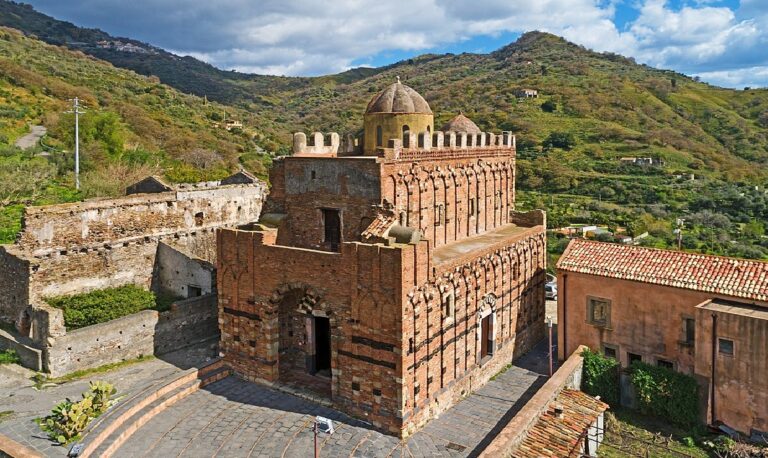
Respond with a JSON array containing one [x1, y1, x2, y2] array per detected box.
[[217, 81, 546, 437]]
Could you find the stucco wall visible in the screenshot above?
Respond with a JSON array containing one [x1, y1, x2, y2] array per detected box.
[[695, 304, 768, 435], [153, 242, 215, 298], [557, 271, 717, 372]]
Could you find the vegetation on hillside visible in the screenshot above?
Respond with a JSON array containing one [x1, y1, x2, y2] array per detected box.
[[0, 1, 766, 258]]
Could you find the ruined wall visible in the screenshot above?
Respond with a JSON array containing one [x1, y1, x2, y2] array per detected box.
[[400, 227, 547, 435], [19, 184, 264, 252], [381, 151, 516, 251], [153, 242, 215, 298], [0, 247, 29, 325], [695, 303, 768, 435], [44, 294, 218, 377]]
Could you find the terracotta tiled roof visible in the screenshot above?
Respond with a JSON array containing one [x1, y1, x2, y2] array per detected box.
[[557, 239, 768, 302], [361, 213, 396, 241], [515, 389, 608, 458]]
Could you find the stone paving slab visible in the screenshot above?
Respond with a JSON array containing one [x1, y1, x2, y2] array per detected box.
[[114, 344, 548, 458], [0, 342, 218, 457]]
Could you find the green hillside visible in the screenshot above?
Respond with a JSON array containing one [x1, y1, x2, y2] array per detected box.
[[0, 1, 766, 258]]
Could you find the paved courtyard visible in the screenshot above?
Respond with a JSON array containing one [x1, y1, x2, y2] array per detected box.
[[114, 365, 544, 457]]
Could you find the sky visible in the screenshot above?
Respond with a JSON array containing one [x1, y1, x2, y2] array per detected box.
[[23, 0, 768, 88]]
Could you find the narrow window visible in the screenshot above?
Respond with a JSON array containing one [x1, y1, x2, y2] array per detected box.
[[435, 204, 444, 226], [587, 297, 611, 327], [627, 352, 642, 365], [322, 208, 341, 251], [311, 170, 317, 180], [468, 198, 475, 216], [442, 292, 455, 319], [718, 338, 734, 356], [481, 314, 494, 358], [684, 318, 695, 344], [402, 125, 410, 147], [376, 125, 383, 147]]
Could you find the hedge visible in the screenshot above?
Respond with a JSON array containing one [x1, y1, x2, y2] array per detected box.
[[581, 348, 620, 406], [630, 361, 700, 427], [46, 285, 172, 330]]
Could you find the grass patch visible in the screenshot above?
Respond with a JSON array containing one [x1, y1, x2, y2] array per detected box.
[[0, 349, 21, 365], [490, 362, 513, 381], [0, 410, 13, 423], [601, 408, 713, 457], [32, 354, 155, 388], [45, 285, 178, 330]]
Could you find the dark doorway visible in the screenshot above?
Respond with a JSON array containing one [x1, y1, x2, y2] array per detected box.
[[314, 316, 331, 377], [322, 209, 341, 251], [481, 315, 493, 359]]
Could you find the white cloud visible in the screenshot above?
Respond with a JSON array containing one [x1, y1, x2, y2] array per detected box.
[[25, 0, 768, 86], [694, 66, 768, 88]]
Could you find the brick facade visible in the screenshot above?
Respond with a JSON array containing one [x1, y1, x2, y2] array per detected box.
[[217, 81, 546, 437]]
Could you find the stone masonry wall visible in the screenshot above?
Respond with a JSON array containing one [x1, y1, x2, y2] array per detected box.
[[0, 247, 30, 324], [44, 294, 218, 377]]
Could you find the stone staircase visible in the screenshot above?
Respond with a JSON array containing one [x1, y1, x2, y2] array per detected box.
[[76, 359, 231, 458]]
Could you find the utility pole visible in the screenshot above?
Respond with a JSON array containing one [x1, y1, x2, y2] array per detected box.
[[65, 97, 85, 190], [675, 218, 685, 250]]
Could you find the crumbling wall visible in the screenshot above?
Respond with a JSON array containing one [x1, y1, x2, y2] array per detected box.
[[0, 247, 29, 325], [153, 242, 215, 298], [44, 294, 218, 377]]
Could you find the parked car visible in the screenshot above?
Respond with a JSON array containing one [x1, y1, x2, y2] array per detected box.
[[545, 282, 557, 300]]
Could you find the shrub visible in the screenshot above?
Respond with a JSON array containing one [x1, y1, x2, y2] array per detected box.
[[37, 381, 117, 445], [45, 285, 168, 330], [581, 348, 620, 406], [542, 131, 576, 150], [630, 361, 699, 427], [0, 349, 21, 365]]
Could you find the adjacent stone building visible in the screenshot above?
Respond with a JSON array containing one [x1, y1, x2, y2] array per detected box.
[[557, 239, 768, 438], [0, 172, 266, 374], [217, 80, 547, 437]]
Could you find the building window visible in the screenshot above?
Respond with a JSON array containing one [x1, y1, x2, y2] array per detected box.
[[402, 125, 410, 147], [194, 212, 204, 226], [602, 344, 618, 360], [435, 204, 445, 226], [587, 297, 611, 327], [311, 170, 317, 180], [376, 125, 383, 147], [684, 318, 695, 344], [442, 292, 455, 319], [322, 208, 341, 251], [627, 352, 642, 365], [468, 198, 475, 216], [657, 359, 674, 370], [187, 285, 202, 298], [718, 338, 734, 356]]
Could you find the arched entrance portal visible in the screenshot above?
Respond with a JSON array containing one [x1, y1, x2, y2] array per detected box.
[[274, 286, 333, 396]]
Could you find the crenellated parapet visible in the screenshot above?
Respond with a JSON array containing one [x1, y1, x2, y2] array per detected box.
[[292, 132, 340, 156], [378, 130, 516, 161]]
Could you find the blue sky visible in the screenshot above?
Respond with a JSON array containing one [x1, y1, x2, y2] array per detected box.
[[24, 0, 768, 88]]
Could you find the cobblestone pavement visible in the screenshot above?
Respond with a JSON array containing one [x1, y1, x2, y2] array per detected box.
[[0, 341, 218, 457], [114, 341, 550, 458]]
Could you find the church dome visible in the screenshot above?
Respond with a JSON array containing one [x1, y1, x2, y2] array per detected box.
[[365, 78, 432, 114], [441, 113, 481, 134]]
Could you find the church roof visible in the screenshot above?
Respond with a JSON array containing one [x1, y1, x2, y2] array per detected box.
[[365, 78, 432, 114], [441, 113, 481, 133]]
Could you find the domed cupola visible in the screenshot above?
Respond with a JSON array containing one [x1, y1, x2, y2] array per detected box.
[[441, 112, 481, 134], [363, 77, 434, 155]]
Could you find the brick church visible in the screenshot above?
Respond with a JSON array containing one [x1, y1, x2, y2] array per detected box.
[[216, 80, 547, 437]]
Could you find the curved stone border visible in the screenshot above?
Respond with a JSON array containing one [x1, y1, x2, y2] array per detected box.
[[0, 432, 43, 458], [76, 359, 229, 458]]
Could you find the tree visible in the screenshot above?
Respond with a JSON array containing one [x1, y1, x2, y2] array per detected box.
[[542, 131, 576, 150], [540, 100, 557, 113]]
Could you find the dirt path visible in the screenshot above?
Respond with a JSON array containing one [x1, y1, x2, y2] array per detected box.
[[14, 125, 46, 150]]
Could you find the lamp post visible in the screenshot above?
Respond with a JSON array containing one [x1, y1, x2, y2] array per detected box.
[[546, 316, 554, 377]]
